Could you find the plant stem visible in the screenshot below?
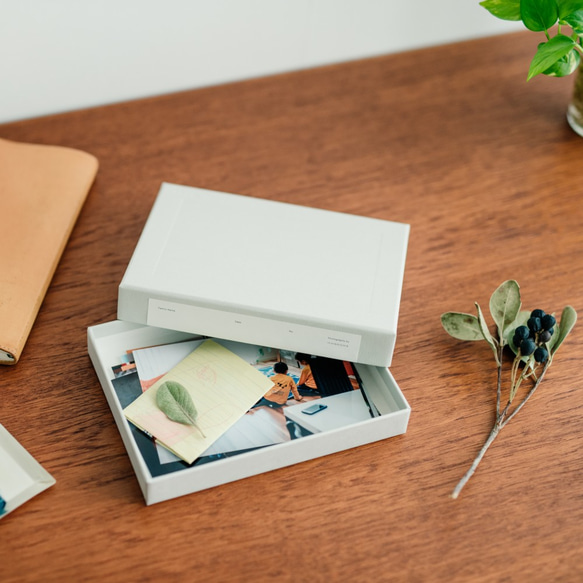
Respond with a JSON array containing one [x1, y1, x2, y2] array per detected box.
[[496, 344, 504, 417], [501, 361, 550, 428], [451, 423, 501, 499], [451, 359, 551, 499], [185, 413, 207, 438], [194, 422, 207, 439]]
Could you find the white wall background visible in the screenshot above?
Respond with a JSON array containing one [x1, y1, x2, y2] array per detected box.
[[0, 1, 521, 124]]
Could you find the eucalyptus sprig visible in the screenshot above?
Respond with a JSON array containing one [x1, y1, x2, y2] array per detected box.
[[441, 280, 577, 498], [480, 0, 583, 80]]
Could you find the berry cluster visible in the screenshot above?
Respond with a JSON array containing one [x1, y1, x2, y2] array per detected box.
[[512, 309, 556, 364]]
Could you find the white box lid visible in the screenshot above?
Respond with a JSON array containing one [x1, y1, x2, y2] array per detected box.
[[0, 424, 56, 518], [118, 183, 409, 367]]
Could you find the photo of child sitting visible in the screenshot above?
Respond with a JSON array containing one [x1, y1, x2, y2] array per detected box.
[[295, 352, 319, 396], [255, 361, 304, 408]]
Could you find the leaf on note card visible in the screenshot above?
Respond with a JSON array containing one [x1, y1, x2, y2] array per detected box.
[[156, 380, 206, 438]]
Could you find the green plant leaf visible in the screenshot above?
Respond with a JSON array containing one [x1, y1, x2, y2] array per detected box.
[[543, 48, 581, 76], [521, 0, 559, 31], [527, 34, 577, 80], [550, 305, 578, 355], [489, 280, 521, 343], [441, 312, 484, 341], [505, 310, 532, 357], [546, 314, 561, 352], [557, 0, 583, 20], [562, 9, 583, 34], [156, 380, 206, 437], [504, 310, 531, 342], [480, 0, 521, 20], [475, 302, 500, 364]]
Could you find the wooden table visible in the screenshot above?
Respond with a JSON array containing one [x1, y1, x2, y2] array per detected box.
[[1, 30, 582, 581]]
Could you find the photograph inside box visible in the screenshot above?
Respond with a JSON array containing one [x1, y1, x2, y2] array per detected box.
[[113, 334, 382, 478]]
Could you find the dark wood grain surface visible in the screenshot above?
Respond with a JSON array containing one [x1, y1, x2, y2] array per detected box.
[[1, 30, 582, 582]]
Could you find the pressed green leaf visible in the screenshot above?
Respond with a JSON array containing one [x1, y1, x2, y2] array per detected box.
[[562, 9, 583, 34], [557, 0, 583, 20], [475, 302, 500, 364], [489, 280, 521, 342], [441, 312, 484, 341], [551, 305, 578, 355], [521, 0, 559, 31], [527, 35, 577, 80], [543, 48, 581, 76], [156, 380, 200, 427], [480, 0, 521, 20]]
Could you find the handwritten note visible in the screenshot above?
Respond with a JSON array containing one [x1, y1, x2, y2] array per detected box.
[[123, 339, 273, 464]]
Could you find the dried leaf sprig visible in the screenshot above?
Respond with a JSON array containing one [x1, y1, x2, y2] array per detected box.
[[441, 280, 577, 499]]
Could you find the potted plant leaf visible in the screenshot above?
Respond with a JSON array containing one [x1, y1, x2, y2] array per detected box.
[[480, 0, 583, 135]]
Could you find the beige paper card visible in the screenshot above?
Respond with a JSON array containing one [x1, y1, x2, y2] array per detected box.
[[123, 339, 273, 464]]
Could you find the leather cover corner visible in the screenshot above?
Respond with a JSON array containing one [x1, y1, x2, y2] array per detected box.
[[0, 138, 98, 364]]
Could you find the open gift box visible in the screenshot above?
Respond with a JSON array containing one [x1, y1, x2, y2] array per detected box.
[[88, 183, 411, 504]]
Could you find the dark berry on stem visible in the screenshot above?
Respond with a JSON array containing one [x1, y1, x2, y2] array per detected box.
[[531, 309, 545, 319], [534, 346, 549, 363], [520, 338, 536, 356], [539, 330, 552, 343], [527, 316, 542, 333], [541, 314, 556, 330], [514, 325, 529, 340]]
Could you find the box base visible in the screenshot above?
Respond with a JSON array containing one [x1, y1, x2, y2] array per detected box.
[[88, 320, 410, 505]]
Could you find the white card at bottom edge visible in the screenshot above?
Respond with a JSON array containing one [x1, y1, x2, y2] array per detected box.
[[0, 424, 56, 519]]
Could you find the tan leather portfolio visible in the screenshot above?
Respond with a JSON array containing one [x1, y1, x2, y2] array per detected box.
[[0, 138, 98, 364]]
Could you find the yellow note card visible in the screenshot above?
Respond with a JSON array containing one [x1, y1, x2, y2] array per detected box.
[[123, 339, 274, 464]]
